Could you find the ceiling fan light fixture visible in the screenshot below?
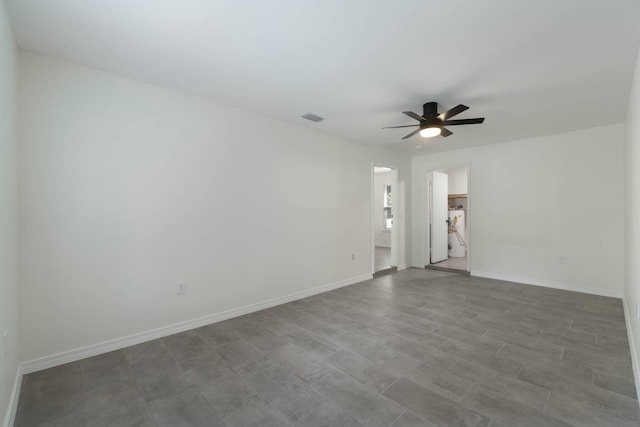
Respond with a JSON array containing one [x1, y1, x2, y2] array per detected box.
[[419, 127, 441, 138]]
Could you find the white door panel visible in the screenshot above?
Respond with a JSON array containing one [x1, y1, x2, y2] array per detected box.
[[431, 171, 448, 263]]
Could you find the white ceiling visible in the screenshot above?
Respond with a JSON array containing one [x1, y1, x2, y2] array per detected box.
[[6, 0, 640, 153]]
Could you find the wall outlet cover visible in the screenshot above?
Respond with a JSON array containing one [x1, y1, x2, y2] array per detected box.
[[3, 331, 7, 358], [176, 283, 186, 295]]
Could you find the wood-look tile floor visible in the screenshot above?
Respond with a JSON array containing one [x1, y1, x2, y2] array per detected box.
[[15, 269, 639, 427]]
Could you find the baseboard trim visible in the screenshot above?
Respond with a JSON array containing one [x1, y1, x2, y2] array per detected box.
[[3, 362, 23, 427], [21, 273, 373, 375], [471, 271, 623, 299], [622, 297, 640, 402], [397, 264, 408, 271]]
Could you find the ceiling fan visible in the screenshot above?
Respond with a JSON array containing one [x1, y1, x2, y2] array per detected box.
[[383, 102, 484, 139]]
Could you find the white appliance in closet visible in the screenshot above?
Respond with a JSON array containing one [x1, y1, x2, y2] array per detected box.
[[448, 210, 466, 257]]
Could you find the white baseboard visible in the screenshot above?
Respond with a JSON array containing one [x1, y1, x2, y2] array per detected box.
[[21, 273, 372, 375], [397, 264, 408, 271], [471, 271, 623, 299], [3, 363, 23, 427], [622, 297, 640, 402]]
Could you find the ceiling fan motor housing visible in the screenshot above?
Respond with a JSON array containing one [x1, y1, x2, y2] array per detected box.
[[422, 102, 439, 119]]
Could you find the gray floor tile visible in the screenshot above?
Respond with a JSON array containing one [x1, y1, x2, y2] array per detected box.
[[313, 371, 406, 427], [220, 400, 293, 427], [483, 329, 564, 361], [163, 332, 218, 369], [80, 350, 133, 393], [448, 360, 549, 411], [148, 389, 226, 427], [431, 324, 504, 353], [86, 410, 156, 427], [545, 393, 640, 427], [594, 370, 638, 399], [192, 359, 268, 419], [283, 329, 339, 358], [17, 364, 84, 426], [561, 346, 632, 376], [123, 340, 170, 366], [15, 269, 640, 427], [296, 315, 345, 340], [372, 319, 446, 348], [524, 356, 594, 385], [136, 370, 194, 404], [382, 335, 453, 370], [236, 358, 326, 424], [462, 384, 573, 427], [269, 343, 336, 384], [38, 412, 86, 427], [295, 400, 365, 427], [215, 340, 267, 367], [438, 340, 523, 376], [389, 410, 438, 427], [83, 379, 146, 421], [193, 320, 242, 347], [269, 303, 309, 322], [236, 325, 291, 353], [324, 349, 398, 393], [550, 374, 638, 421], [383, 377, 491, 427]]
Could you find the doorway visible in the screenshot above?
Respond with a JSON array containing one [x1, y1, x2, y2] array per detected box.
[[428, 166, 469, 272], [372, 164, 398, 274]]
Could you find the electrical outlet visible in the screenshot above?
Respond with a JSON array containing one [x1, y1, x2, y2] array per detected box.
[[176, 282, 186, 295], [352, 253, 355, 261], [3, 331, 8, 358], [559, 255, 567, 264]]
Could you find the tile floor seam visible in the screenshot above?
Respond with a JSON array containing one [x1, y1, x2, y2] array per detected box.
[[387, 408, 407, 427], [310, 378, 384, 427], [458, 379, 475, 401], [380, 376, 402, 395], [307, 366, 339, 386], [541, 389, 552, 414]]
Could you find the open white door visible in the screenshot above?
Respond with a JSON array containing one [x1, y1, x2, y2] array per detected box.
[[431, 171, 449, 263]]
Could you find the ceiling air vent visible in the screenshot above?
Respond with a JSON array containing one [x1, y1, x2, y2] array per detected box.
[[302, 113, 324, 122]]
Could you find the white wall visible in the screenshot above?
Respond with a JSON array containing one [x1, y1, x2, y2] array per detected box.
[[373, 171, 392, 248], [624, 43, 640, 392], [413, 124, 625, 297], [0, 2, 19, 424], [445, 167, 468, 195], [17, 51, 411, 363]]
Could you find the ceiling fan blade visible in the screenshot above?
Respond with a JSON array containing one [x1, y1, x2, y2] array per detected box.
[[441, 118, 485, 126], [401, 129, 421, 140], [382, 124, 419, 129], [438, 104, 469, 121], [441, 127, 453, 137], [403, 111, 425, 122]]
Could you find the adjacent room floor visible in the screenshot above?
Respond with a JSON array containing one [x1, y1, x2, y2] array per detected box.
[[15, 269, 638, 427], [432, 255, 468, 272], [375, 246, 391, 272]]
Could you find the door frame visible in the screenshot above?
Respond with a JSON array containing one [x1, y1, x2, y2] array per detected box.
[[371, 162, 399, 274], [426, 162, 471, 272]]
